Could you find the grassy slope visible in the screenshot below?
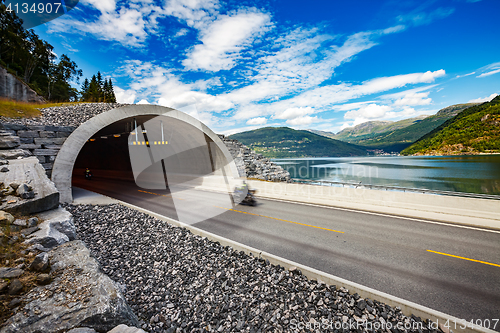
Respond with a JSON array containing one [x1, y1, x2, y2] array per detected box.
[[401, 97, 500, 155], [229, 127, 368, 158], [0, 99, 84, 119]]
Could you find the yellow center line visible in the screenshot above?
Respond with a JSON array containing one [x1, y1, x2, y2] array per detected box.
[[215, 206, 344, 234], [427, 250, 500, 268], [138, 190, 184, 200]]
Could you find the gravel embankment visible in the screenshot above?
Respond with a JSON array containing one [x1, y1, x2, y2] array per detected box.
[[0, 103, 125, 127], [65, 203, 442, 333]]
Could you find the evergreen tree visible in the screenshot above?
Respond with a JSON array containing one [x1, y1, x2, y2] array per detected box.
[[107, 78, 116, 103], [102, 79, 109, 102], [80, 78, 89, 101], [87, 75, 99, 102]]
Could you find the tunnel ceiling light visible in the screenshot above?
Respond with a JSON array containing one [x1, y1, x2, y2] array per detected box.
[[114, 134, 121, 138], [90, 138, 96, 142], [101, 136, 108, 139]]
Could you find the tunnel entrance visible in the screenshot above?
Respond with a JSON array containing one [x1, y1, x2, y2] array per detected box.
[[72, 116, 155, 186], [53, 104, 241, 204]]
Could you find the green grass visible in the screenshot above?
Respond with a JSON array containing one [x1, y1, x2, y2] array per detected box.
[[0, 99, 83, 119]]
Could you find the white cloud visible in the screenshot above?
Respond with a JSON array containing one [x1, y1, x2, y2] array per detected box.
[[163, 0, 218, 29], [183, 10, 271, 71], [397, 7, 455, 27], [468, 93, 498, 103], [477, 69, 500, 78], [286, 116, 319, 126], [137, 99, 150, 104], [48, 2, 163, 47], [174, 28, 190, 37], [344, 104, 392, 120], [394, 92, 432, 106], [455, 71, 475, 78], [114, 86, 136, 104], [246, 117, 267, 125], [81, 0, 116, 13], [274, 107, 314, 120]]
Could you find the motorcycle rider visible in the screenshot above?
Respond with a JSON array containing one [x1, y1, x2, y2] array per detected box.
[[85, 167, 92, 180]]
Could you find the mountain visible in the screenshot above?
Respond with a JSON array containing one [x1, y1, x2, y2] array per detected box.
[[312, 103, 477, 152], [401, 97, 500, 155], [331, 116, 427, 142], [229, 127, 369, 158]]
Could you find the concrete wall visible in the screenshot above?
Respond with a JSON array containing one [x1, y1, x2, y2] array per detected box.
[[0, 66, 45, 103], [3, 123, 75, 177], [53, 104, 241, 203], [247, 180, 500, 229]]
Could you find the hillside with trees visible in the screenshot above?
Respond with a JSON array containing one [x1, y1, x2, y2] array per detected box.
[[80, 72, 116, 103], [229, 127, 369, 158], [401, 97, 500, 155], [0, 4, 115, 103], [311, 104, 477, 152]]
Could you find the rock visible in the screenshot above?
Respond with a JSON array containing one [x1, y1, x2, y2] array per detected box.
[[27, 217, 38, 227], [0, 210, 14, 224], [0, 267, 24, 279], [24, 207, 75, 249], [30, 252, 49, 272], [21, 226, 40, 236], [107, 324, 147, 333], [0, 157, 59, 215], [0, 281, 8, 293], [16, 184, 35, 199], [36, 273, 51, 285], [13, 219, 27, 227], [8, 298, 21, 307], [66, 328, 98, 333], [8, 279, 23, 295], [357, 299, 366, 310], [0, 149, 31, 160], [1, 167, 8, 172], [0, 240, 140, 333], [8, 182, 19, 190]]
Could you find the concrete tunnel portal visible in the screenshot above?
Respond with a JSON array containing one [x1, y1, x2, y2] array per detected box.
[[52, 105, 240, 203]]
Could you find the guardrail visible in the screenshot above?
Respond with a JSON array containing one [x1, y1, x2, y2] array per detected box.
[[291, 179, 500, 200]]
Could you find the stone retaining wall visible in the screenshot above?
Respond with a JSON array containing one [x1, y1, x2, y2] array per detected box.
[[2, 124, 75, 177]]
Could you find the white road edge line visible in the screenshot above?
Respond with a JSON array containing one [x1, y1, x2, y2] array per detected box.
[[259, 196, 500, 234]]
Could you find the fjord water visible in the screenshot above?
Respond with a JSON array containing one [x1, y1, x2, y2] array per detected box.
[[273, 155, 500, 195]]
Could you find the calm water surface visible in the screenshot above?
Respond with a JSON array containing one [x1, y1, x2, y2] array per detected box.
[[273, 155, 500, 195]]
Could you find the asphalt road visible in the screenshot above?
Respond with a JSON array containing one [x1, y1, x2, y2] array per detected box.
[[73, 176, 500, 330]]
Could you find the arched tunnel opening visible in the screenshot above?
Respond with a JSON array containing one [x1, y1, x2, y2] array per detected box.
[[69, 112, 241, 224], [72, 116, 155, 190]]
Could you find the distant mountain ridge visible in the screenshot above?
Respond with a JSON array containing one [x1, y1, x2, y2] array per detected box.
[[311, 103, 477, 152], [229, 127, 368, 158], [401, 97, 500, 155], [331, 116, 428, 141]]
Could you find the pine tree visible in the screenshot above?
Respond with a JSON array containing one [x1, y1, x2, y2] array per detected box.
[[80, 78, 89, 101], [87, 75, 99, 102], [103, 79, 109, 102], [108, 78, 116, 103]]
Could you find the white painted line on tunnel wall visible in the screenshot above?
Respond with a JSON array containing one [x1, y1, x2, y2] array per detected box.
[[260, 196, 500, 234]]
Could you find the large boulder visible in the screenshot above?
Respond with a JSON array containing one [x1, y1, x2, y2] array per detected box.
[[24, 207, 76, 250], [0, 157, 59, 215], [0, 240, 140, 333]]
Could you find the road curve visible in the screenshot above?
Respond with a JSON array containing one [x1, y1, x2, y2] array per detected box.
[[73, 176, 500, 330]]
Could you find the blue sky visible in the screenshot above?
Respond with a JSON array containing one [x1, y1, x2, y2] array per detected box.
[[34, 0, 500, 134]]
